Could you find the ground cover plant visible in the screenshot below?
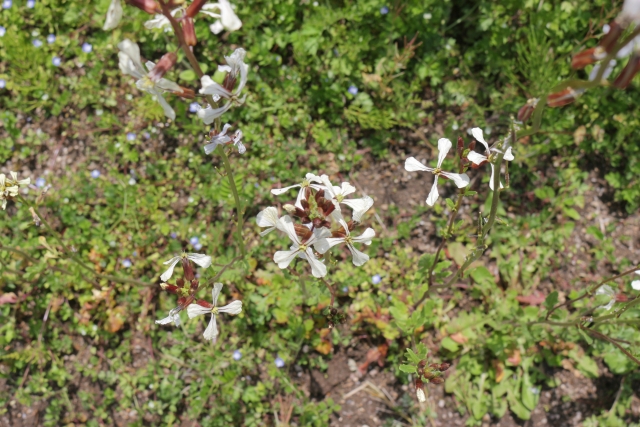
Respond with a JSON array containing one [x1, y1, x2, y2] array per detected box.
[[1, 0, 640, 426]]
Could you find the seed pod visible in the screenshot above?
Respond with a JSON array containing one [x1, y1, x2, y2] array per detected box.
[[183, 18, 197, 46], [175, 86, 195, 99], [599, 20, 624, 53], [517, 98, 538, 123], [613, 55, 640, 89], [186, 0, 207, 17], [182, 257, 195, 281], [571, 46, 607, 69], [547, 87, 578, 108], [457, 136, 464, 158], [148, 52, 177, 82]]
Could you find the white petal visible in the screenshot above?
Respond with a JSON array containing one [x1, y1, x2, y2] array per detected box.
[[274, 249, 300, 269], [471, 127, 489, 151], [304, 248, 327, 278], [405, 157, 432, 172], [187, 304, 211, 318], [426, 177, 439, 206], [218, 300, 243, 315], [160, 256, 181, 281], [503, 147, 515, 161], [352, 227, 376, 245], [596, 284, 616, 297], [209, 20, 225, 35], [315, 237, 345, 254], [117, 39, 145, 75], [294, 186, 307, 210], [347, 244, 370, 266], [271, 184, 300, 196], [340, 182, 356, 197], [144, 14, 170, 30], [441, 171, 470, 188], [103, 0, 123, 30], [631, 280, 640, 290], [259, 227, 275, 236], [277, 215, 301, 244], [212, 283, 223, 306], [416, 389, 426, 402], [156, 77, 182, 93], [204, 141, 221, 155], [118, 52, 142, 79], [436, 138, 452, 168], [197, 103, 232, 124], [155, 314, 174, 325], [203, 315, 218, 341], [341, 196, 374, 222], [313, 227, 332, 239], [199, 75, 232, 98], [218, 0, 242, 32], [257, 206, 279, 229], [467, 151, 487, 165], [488, 164, 503, 191], [601, 299, 616, 311], [187, 253, 212, 269], [153, 91, 176, 121]]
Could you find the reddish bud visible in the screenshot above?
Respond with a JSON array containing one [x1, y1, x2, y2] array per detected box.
[[183, 18, 197, 46], [127, 0, 159, 14], [468, 140, 476, 151], [194, 299, 213, 308], [148, 52, 177, 82], [547, 87, 578, 108], [186, 0, 207, 17], [190, 278, 199, 292], [613, 55, 640, 89], [160, 283, 180, 294], [175, 86, 195, 99], [517, 98, 538, 123], [430, 377, 444, 385], [182, 257, 195, 281], [457, 136, 464, 158], [572, 47, 607, 69], [294, 224, 313, 241], [615, 293, 629, 302], [599, 20, 624, 53]]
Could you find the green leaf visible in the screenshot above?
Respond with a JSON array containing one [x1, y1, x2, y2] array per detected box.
[[179, 69, 197, 82], [440, 337, 460, 353], [405, 348, 421, 364], [544, 291, 559, 312], [445, 198, 456, 211], [562, 207, 581, 220], [399, 364, 417, 374]]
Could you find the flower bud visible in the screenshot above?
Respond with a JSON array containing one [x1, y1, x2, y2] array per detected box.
[[430, 377, 444, 385], [175, 86, 195, 99], [517, 98, 538, 123], [613, 54, 640, 89], [182, 256, 195, 281], [160, 282, 180, 294], [283, 204, 296, 214], [615, 293, 629, 302], [148, 52, 177, 82], [457, 136, 464, 158], [547, 87, 578, 108], [572, 46, 607, 69], [468, 140, 476, 151], [186, 0, 207, 17], [183, 17, 197, 46], [127, 0, 160, 14], [194, 299, 213, 308], [599, 20, 624, 53], [294, 224, 313, 241]]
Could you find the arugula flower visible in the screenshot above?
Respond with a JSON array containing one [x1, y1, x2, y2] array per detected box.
[[187, 283, 243, 342], [314, 219, 375, 266], [273, 215, 328, 278], [467, 127, 514, 191], [160, 252, 212, 282]]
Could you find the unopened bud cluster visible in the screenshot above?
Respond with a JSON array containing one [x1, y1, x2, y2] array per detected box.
[[414, 360, 451, 402]]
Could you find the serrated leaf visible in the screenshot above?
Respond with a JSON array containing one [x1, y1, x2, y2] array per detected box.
[[399, 364, 417, 374], [562, 207, 580, 220], [405, 348, 421, 364], [544, 291, 558, 312], [441, 337, 460, 352]]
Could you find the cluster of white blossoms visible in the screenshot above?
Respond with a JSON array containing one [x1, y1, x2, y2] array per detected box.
[[0, 172, 30, 210], [105, 0, 248, 156], [155, 252, 243, 342], [257, 174, 375, 278]]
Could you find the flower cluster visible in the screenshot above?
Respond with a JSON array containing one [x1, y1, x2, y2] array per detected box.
[[0, 171, 30, 210], [258, 174, 375, 278], [105, 0, 248, 156], [155, 252, 243, 342], [414, 360, 451, 402]]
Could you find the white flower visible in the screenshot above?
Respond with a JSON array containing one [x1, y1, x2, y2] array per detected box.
[[318, 175, 374, 222], [467, 127, 515, 191], [160, 252, 212, 281], [156, 307, 182, 327], [187, 283, 243, 342], [198, 48, 248, 124], [623, 0, 640, 23], [201, 0, 242, 34], [0, 172, 30, 210], [404, 138, 470, 206], [118, 39, 182, 120], [416, 388, 426, 403], [632, 270, 640, 291], [103, 0, 123, 31], [271, 173, 324, 209], [315, 219, 375, 266], [256, 207, 283, 236], [596, 284, 616, 311], [204, 123, 245, 154], [273, 215, 328, 278], [144, 8, 182, 31]]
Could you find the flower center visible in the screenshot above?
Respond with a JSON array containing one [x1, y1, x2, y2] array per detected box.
[[301, 178, 310, 188], [138, 76, 155, 90], [344, 235, 353, 245], [433, 168, 442, 175], [299, 244, 308, 251], [336, 194, 344, 202], [211, 306, 219, 314]]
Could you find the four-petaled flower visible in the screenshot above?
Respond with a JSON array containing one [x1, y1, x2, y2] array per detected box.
[[273, 215, 328, 278], [198, 48, 248, 124], [256, 206, 283, 236], [160, 252, 212, 281], [204, 123, 245, 155], [467, 127, 514, 191], [0, 172, 31, 210], [118, 39, 183, 120], [318, 175, 373, 222], [271, 173, 323, 209], [187, 283, 243, 341], [315, 219, 375, 266], [156, 307, 182, 327], [596, 284, 616, 311], [144, 1, 242, 35], [405, 138, 470, 206]]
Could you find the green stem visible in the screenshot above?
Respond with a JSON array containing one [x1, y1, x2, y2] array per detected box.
[[218, 147, 247, 258], [427, 191, 465, 286]]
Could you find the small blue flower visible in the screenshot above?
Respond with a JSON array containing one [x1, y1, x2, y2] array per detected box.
[[47, 34, 55, 44], [170, 232, 177, 239], [35, 177, 46, 188], [380, 6, 389, 14], [348, 85, 358, 95], [342, 286, 349, 293], [0, 26, 6, 37], [81, 42, 92, 53], [27, 0, 35, 8], [233, 350, 242, 361], [32, 39, 42, 48], [189, 102, 201, 113], [132, 250, 138, 257], [126, 132, 136, 141], [143, 132, 150, 139], [0, 79, 5, 89], [52, 56, 61, 67], [194, 243, 203, 251], [275, 357, 285, 368], [122, 259, 132, 268], [90, 169, 100, 178], [2, 0, 11, 9], [190, 236, 199, 246], [372, 274, 382, 285]]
